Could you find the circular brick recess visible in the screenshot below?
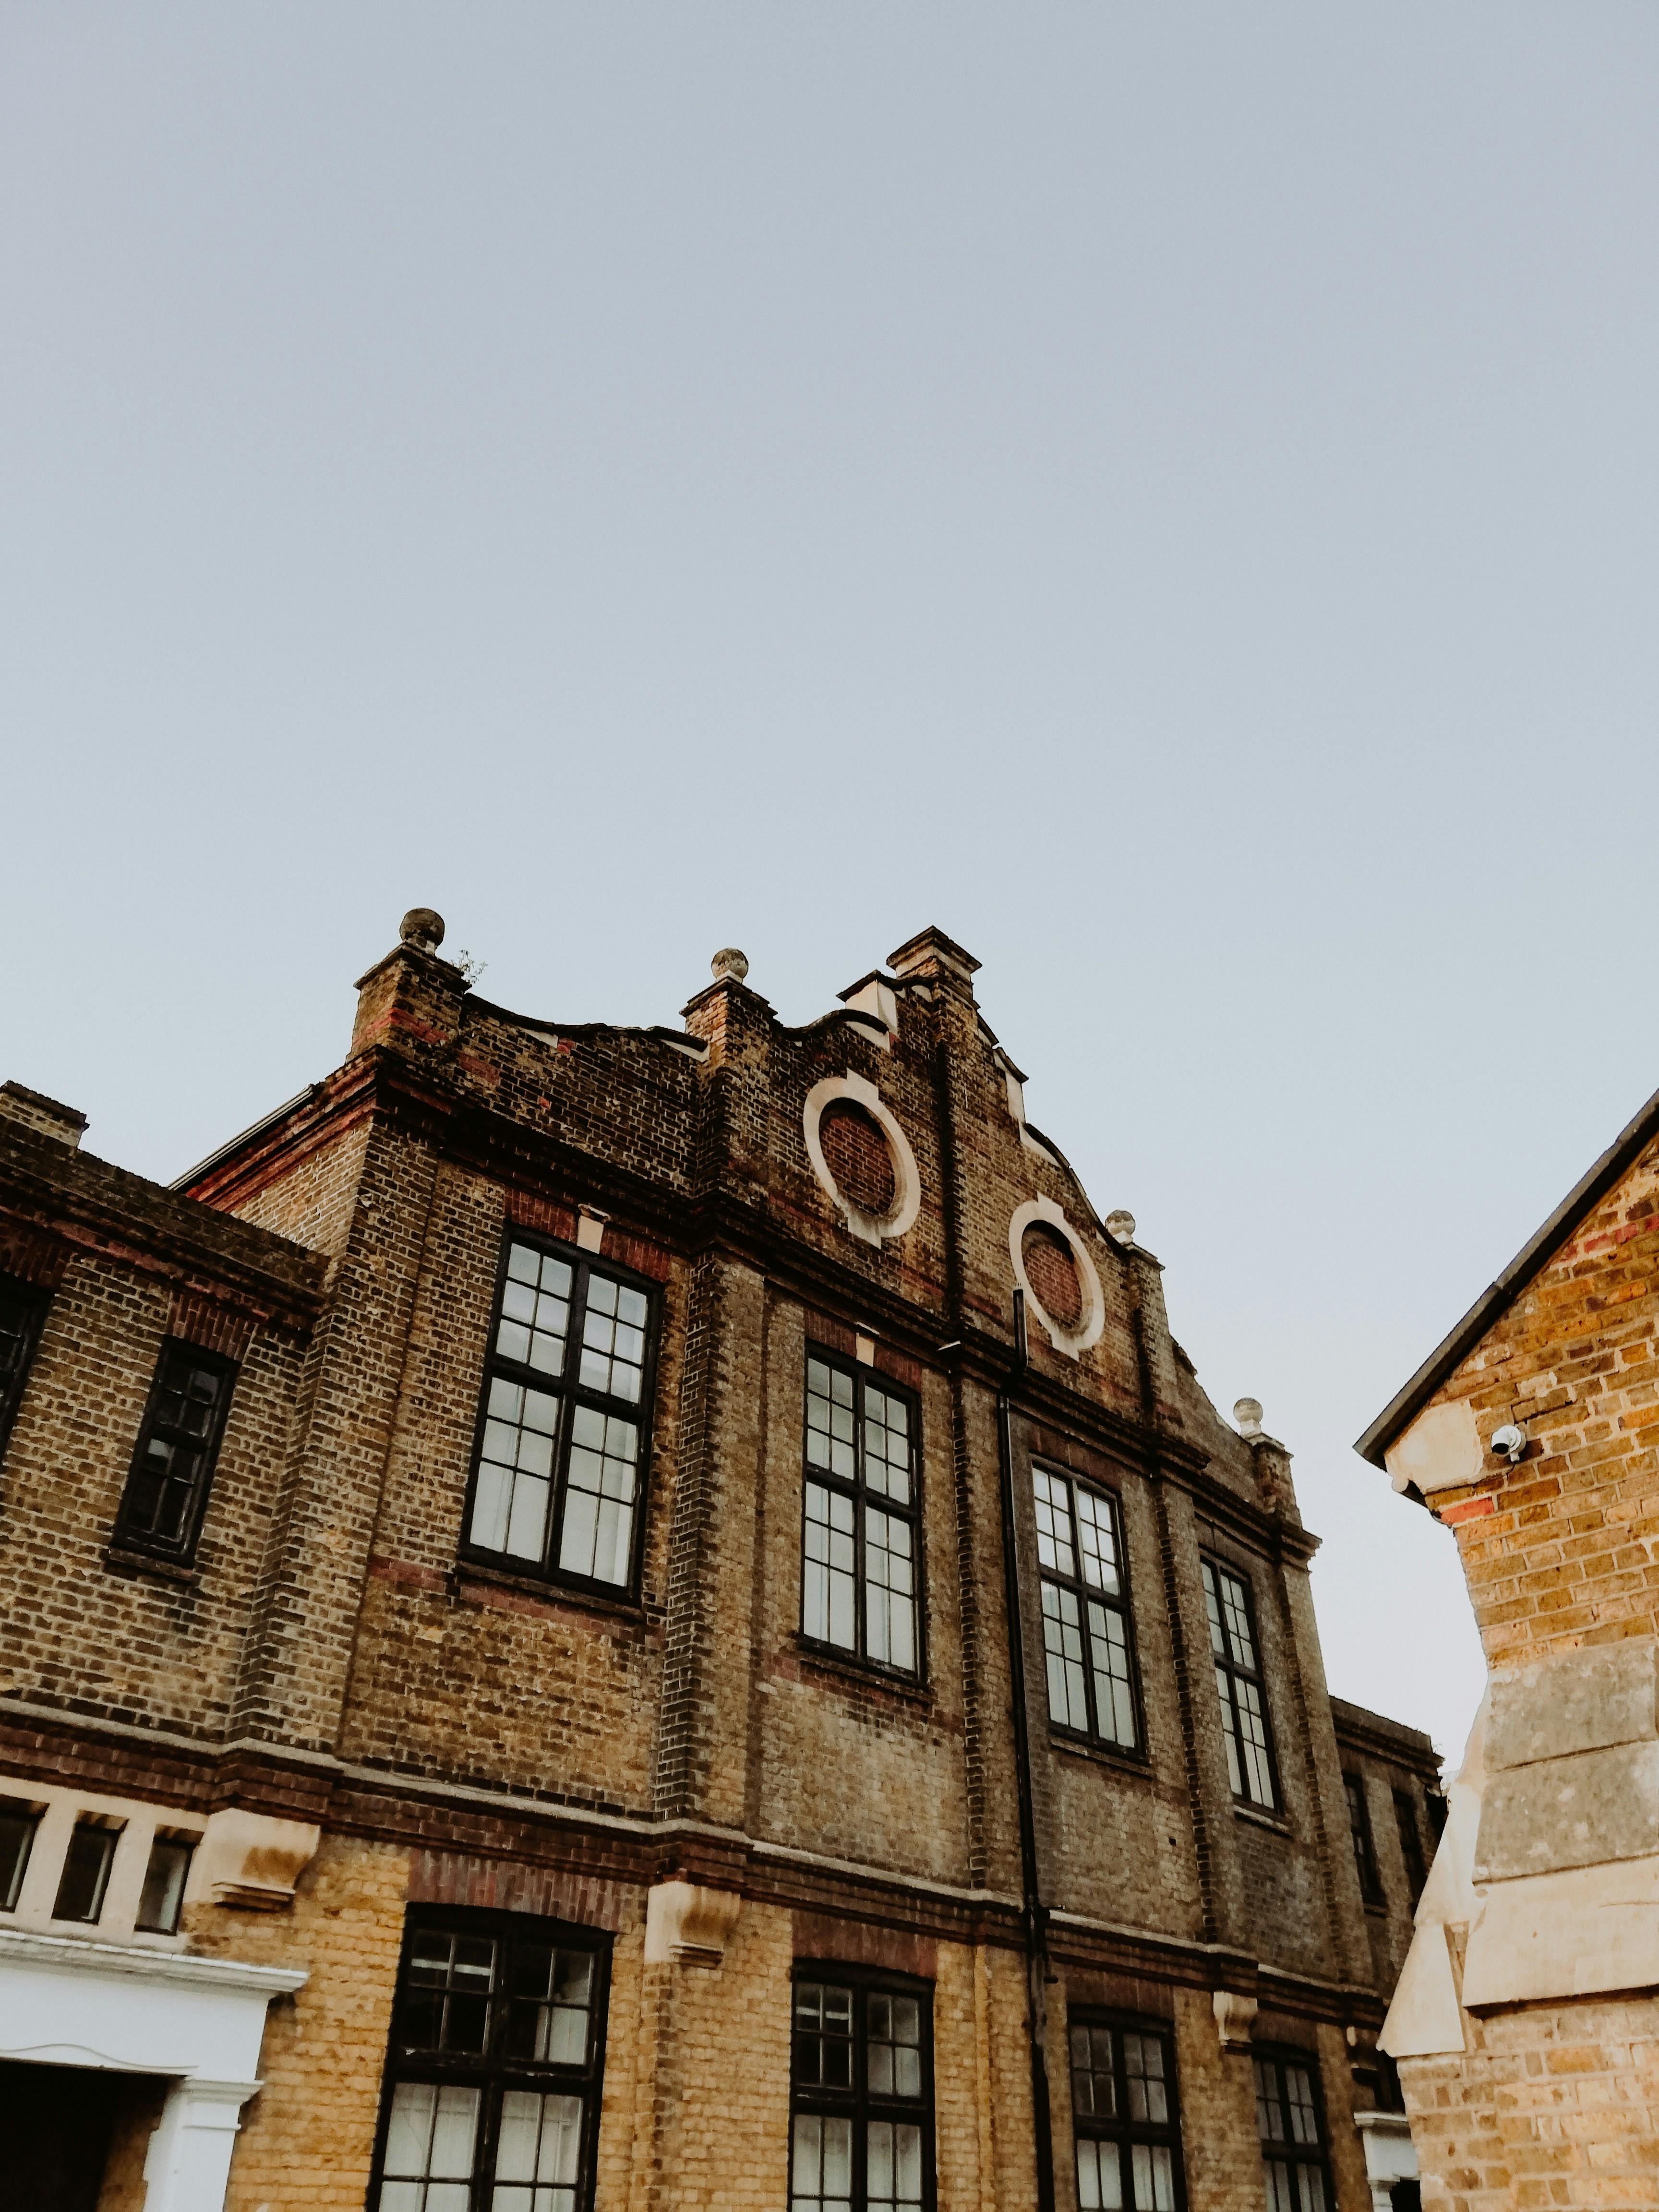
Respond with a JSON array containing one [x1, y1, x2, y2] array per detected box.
[[1021, 1223, 1083, 1330], [818, 1100, 898, 1217]]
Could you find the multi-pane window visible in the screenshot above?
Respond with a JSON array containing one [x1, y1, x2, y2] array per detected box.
[[1202, 1559, 1276, 1809], [1254, 2052, 1331, 2212], [371, 1911, 609, 2212], [1394, 1789, 1428, 1905], [801, 1357, 920, 1677], [1070, 2017, 1182, 2211], [0, 1799, 38, 1911], [1345, 1774, 1383, 1904], [54, 1820, 119, 1923], [464, 1238, 657, 1593], [1034, 1467, 1138, 1751], [112, 1342, 238, 1563], [791, 1972, 933, 2212], [0, 1274, 48, 1463]]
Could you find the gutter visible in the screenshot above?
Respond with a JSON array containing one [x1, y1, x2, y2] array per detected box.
[[997, 1287, 1058, 2212]]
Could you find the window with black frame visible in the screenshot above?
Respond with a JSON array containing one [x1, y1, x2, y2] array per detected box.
[[790, 1971, 933, 2212], [463, 1236, 657, 1593], [800, 1355, 920, 1676], [1394, 1789, 1428, 1904], [1254, 2051, 1332, 2212], [0, 1799, 38, 1912], [1345, 1774, 1383, 1905], [1201, 1558, 1276, 1810], [1069, 2016, 1182, 2211], [1032, 1466, 1138, 1751], [112, 1341, 238, 1563], [0, 1274, 48, 1464], [371, 1910, 609, 2212]]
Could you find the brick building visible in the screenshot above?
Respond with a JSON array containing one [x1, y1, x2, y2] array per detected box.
[[0, 917, 1436, 2212], [1359, 1076, 1659, 2208]]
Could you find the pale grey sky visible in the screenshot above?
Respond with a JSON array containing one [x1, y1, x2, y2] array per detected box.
[[7, 4, 1659, 1763]]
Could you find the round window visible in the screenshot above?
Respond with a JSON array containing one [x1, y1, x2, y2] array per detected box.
[[818, 1100, 897, 1217], [1021, 1223, 1083, 1331]]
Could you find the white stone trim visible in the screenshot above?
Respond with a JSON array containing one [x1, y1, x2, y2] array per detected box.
[[1009, 1197, 1105, 1359], [1355, 2110, 1417, 2212], [803, 1073, 922, 1248]]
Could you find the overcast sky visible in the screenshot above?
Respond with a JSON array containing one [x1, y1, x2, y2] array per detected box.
[[7, 4, 1659, 1766]]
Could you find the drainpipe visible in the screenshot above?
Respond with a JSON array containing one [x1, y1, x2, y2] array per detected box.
[[997, 1287, 1058, 2212]]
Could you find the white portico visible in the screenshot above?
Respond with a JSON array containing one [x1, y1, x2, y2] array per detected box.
[[0, 1925, 304, 2211]]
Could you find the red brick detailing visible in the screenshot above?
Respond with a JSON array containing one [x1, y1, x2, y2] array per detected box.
[[0, 1219, 72, 1291], [874, 1344, 923, 1391], [791, 1908, 938, 1980], [1022, 1224, 1083, 1330], [1061, 1967, 1177, 2018], [505, 1190, 578, 1244], [409, 1848, 633, 1932], [819, 1100, 897, 1216], [167, 1287, 256, 1361], [804, 1310, 858, 1357], [352, 1008, 452, 1054], [369, 1555, 449, 1593], [602, 1226, 673, 1284], [1439, 1494, 1496, 1527]]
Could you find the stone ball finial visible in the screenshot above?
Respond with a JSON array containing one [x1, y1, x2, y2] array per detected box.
[[400, 908, 445, 953], [1105, 1209, 1136, 1246], [711, 947, 749, 984], [1234, 1398, 1264, 1438]]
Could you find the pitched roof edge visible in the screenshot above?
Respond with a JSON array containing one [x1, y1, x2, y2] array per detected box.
[[1355, 1076, 1659, 1469]]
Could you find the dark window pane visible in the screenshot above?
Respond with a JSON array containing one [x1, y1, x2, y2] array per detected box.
[[398, 1929, 498, 2054], [1347, 1776, 1381, 1899], [793, 1982, 855, 2088], [135, 1835, 193, 1933], [54, 1823, 118, 1923], [1395, 1791, 1429, 1902], [0, 1805, 36, 1911], [116, 1342, 236, 1560], [0, 1277, 47, 1456]]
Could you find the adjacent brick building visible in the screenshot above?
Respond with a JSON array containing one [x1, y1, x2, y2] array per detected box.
[[1359, 1076, 1659, 2209], [0, 919, 1436, 2212]]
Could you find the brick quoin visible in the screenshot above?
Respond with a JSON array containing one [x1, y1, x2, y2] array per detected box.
[[0, 920, 1437, 2211]]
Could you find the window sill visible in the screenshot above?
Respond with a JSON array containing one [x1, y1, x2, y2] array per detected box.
[[1233, 1801, 1293, 1837], [452, 1557, 653, 1628], [788, 1638, 933, 1711], [102, 1546, 200, 1588], [1047, 1732, 1154, 1781]]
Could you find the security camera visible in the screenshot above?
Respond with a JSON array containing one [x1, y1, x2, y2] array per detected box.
[[1490, 1423, 1527, 1465]]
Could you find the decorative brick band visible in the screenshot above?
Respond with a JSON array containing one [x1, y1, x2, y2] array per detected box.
[[506, 1190, 577, 1243], [792, 1908, 937, 1980], [601, 1226, 672, 1283], [167, 1288, 256, 1361], [409, 1848, 635, 1932], [0, 1219, 73, 1291]]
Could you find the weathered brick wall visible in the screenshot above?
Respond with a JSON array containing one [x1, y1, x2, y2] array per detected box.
[[0, 1250, 311, 1737], [1373, 1130, 1659, 2208], [1401, 2000, 1659, 2211], [185, 1833, 413, 2212], [1423, 1131, 1659, 1659]]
